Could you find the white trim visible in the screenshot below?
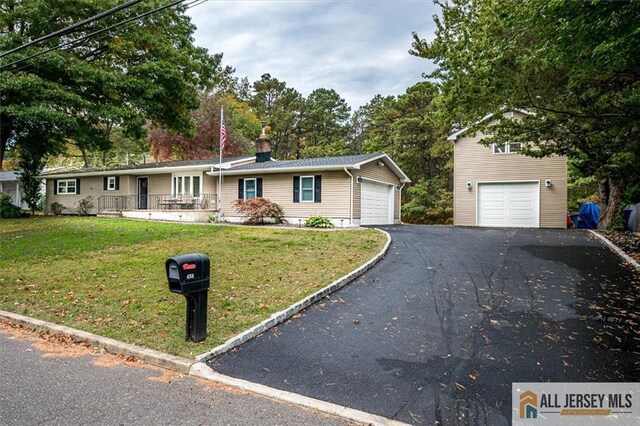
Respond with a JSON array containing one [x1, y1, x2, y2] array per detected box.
[[171, 172, 202, 196], [447, 109, 533, 142], [352, 153, 411, 183], [357, 176, 396, 186], [299, 175, 315, 203], [475, 180, 541, 228], [57, 179, 77, 195]]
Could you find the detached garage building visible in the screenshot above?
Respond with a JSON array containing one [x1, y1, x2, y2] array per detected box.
[[448, 112, 567, 228]]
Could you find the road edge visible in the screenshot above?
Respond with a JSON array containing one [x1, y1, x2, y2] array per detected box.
[[588, 230, 640, 273], [194, 228, 392, 362], [0, 310, 195, 373], [189, 362, 409, 426]]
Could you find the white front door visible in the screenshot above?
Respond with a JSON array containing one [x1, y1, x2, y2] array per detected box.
[[477, 182, 539, 228], [361, 181, 393, 225]]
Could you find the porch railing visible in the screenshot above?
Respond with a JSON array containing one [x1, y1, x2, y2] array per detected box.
[[98, 194, 217, 213]]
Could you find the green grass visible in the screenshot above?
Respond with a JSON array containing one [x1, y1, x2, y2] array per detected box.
[[0, 217, 385, 357]]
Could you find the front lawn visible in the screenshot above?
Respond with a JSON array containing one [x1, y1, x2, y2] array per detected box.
[[0, 217, 385, 357]]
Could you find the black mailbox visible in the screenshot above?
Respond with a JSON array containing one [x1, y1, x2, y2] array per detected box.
[[166, 253, 210, 342]]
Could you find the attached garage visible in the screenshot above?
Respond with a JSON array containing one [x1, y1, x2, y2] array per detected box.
[[477, 181, 539, 228], [361, 180, 394, 225]]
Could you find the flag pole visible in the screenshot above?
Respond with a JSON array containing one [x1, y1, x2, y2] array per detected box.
[[218, 105, 224, 217]]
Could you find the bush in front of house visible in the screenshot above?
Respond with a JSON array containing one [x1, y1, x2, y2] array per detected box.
[[76, 196, 94, 216], [0, 192, 23, 218], [304, 215, 334, 228], [50, 202, 64, 215], [232, 197, 285, 224]]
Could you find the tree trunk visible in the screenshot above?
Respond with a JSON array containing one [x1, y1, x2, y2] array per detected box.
[[599, 178, 624, 229], [81, 148, 90, 168]]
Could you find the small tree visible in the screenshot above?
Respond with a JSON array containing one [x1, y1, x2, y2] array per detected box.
[[232, 198, 285, 224], [17, 140, 47, 216]]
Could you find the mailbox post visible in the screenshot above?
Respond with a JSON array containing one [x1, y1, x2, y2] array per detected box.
[[166, 253, 210, 342]]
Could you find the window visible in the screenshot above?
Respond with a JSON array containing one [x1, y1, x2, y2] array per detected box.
[[107, 177, 116, 190], [293, 175, 321, 203], [300, 176, 314, 202], [57, 179, 77, 194], [244, 178, 256, 199], [493, 142, 522, 154], [172, 173, 202, 196]]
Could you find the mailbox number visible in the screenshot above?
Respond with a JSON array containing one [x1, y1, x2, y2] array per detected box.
[[186, 273, 195, 280]]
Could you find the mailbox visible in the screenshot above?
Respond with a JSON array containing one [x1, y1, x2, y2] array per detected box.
[[166, 253, 210, 342]]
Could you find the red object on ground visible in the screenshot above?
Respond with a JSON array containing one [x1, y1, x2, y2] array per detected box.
[[567, 212, 575, 229]]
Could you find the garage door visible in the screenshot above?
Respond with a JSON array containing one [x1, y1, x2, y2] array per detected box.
[[361, 181, 393, 225], [478, 182, 539, 228]]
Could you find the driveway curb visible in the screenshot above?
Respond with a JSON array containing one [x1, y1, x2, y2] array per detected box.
[[589, 230, 640, 272], [0, 310, 195, 373], [189, 362, 409, 426], [195, 228, 392, 362]]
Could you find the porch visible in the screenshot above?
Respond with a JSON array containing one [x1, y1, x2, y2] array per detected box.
[[97, 194, 217, 214]]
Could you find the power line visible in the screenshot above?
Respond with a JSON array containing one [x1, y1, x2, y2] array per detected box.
[[0, 0, 196, 71], [0, 0, 146, 59]]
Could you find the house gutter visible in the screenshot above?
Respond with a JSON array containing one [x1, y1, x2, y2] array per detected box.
[[343, 167, 354, 226]]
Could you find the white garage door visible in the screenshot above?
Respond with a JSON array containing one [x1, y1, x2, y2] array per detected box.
[[478, 182, 539, 228], [361, 181, 393, 225]]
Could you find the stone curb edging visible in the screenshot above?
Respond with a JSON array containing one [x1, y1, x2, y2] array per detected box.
[[188, 362, 409, 426], [588, 230, 640, 273], [195, 228, 392, 362], [0, 310, 195, 374]]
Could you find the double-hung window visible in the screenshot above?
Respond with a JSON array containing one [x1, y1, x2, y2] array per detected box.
[[300, 176, 314, 202], [57, 179, 77, 194], [244, 178, 256, 199]]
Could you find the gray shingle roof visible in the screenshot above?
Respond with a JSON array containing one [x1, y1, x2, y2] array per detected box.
[[40, 156, 253, 176], [0, 171, 19, 181], [228, 153, 382, 171]]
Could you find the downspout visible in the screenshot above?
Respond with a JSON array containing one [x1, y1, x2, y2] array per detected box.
[[398, 183, 406, 224], [344, 167, 354, 226]]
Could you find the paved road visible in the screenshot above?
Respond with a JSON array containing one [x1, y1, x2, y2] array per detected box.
[[208, 226, 640, 425], [0, 325, 346, 426]]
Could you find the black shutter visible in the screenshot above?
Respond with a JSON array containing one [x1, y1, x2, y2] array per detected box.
[[293, 176, 300, 203], [103, 177, 108, 190], [238, 179, 244, 199], [53, 179, 58, 195], [314, 175, 322, 203], [256, 178, 263, 197], [115, 176, 120, 190], [76, 179, 81, 195]]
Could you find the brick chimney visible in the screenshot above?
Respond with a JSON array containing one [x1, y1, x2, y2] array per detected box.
[[256, 122, 271, 163]]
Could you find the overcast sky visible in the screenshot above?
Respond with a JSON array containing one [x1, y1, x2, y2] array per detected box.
[[186, 0, 438, 109]]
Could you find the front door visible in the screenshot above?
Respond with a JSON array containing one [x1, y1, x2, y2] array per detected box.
[[137, 177, 148, 209]]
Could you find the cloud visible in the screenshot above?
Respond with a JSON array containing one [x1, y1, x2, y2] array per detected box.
[[187, 0, 438, 108]]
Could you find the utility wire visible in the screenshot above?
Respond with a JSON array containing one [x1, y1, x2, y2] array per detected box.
[[0, 0, 146, 59], [0, 0, 194, 71]]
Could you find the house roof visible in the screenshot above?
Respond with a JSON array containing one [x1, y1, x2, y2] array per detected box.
[[447, 109, 532, 141], [209, 153, 411, 183], [0, 171, 19, 181], [40, 156, 254, 178]]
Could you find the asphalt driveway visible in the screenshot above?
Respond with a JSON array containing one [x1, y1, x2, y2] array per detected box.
[[208, 226, 640, 425]]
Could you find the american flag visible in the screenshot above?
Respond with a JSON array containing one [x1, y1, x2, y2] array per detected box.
[[220, 118, 227, 153]]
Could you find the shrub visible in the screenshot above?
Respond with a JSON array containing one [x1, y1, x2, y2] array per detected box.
[[304, 215, 334, 228], [76, 196, 94, 216], [232, 198, 285, 224], [0, 192, 22, 218], [50, 201, 64, 215]]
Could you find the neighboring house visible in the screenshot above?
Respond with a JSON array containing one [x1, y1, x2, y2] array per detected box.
[[447, 111, 567, 228], [0, 171, 27, 209], [0, 170, 47, 210], [41, 134, 410, 226]]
